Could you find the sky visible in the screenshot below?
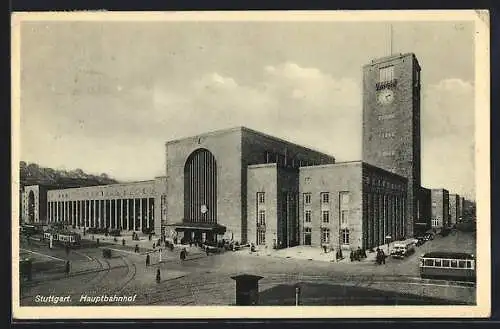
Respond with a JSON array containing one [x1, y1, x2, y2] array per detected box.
[[18, 18, 476, 200]]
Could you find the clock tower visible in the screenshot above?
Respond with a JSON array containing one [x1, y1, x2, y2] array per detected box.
[[362, 53, 421, 238]]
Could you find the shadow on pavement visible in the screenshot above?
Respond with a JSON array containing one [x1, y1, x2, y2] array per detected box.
[[259, 282, 470, 306]]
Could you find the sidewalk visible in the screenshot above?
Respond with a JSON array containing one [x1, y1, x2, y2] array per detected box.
[[76, 228, 204, 255], [235, 241, 404, 264]]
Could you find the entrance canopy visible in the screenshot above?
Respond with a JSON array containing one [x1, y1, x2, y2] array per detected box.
[[167, 222, 227, 235]]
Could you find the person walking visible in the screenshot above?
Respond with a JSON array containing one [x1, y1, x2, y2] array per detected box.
[[65, 260, 70, 276], [156, 268, 161, 283], [146, 254, 150, 266]]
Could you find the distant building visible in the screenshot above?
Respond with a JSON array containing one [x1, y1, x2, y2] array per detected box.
[[416, 187, 431, 233], [449, 194, 460, 227], [362, 53, 422, 238], [22, 177, 167, 235], [431, 189, 450, 229]]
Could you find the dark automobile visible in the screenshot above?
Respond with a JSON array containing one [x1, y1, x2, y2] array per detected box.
[[415, 236, 426, 246]]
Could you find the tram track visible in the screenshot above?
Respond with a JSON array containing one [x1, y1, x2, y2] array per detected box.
[[138, 271, 475, 306]]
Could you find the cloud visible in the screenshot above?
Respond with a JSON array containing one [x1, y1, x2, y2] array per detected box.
[[421, 78, 475, 198], [151, 62, 362, 159], [20, 66, 476, 199]]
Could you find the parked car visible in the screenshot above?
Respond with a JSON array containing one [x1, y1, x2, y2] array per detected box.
[[390, 239, 416, 259], [415, 236, 426, 246], [424, 233, 434, 241]]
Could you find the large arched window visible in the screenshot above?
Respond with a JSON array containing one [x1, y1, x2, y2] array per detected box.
[[184, 148, 217, 223]]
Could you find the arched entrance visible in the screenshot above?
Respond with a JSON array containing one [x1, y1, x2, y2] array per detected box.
[[183, 148, 218, 243], [28, 191, 35, 223]]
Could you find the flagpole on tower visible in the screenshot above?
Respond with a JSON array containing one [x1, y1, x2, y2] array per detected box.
[[390, 24, 393, 55]]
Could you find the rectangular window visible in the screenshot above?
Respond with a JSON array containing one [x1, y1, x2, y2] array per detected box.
[[450, 260, 458, 268], [321, 228, 330, 244], [258, 210, 266, 226], [305, 227, 312, 233], [443, 259, 450, 267], [434, 259, 442, 267], [458, 260, 466, 269], [257, 192, 265, 204], [341, 210, 349, 226], [305, 210, 312, 223], [304, 193, 311, 205], [322, 210, 330, 224], [340, 192, 350, 207], [321, 192, 329, 204], [424, 259, 434, 267], [341, 228, 350, 244], [257, 230, 266, 245], [379, 65, 395, 82]]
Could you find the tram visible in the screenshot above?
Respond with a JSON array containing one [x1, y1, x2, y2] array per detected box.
[[43, 230, 81, 247], [419, 251, 476, 282]]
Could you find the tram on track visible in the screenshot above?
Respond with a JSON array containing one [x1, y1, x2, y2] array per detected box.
[[43, 231, 81, 247], [419, 251, 476, 282]]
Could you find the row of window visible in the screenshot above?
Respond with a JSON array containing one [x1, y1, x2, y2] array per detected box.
[[263, 151, 328, 168], [431, 219, 440, 227], [304, 210, 338, 224], [363, 177, 403, 190], [303, 192, 340, 205], [52, 187, 153, 199], [304, 227, 350, 244], [421, 258, 474, 269]]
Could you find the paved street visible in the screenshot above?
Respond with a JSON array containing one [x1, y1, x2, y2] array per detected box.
[[19, 230, 476, 306]]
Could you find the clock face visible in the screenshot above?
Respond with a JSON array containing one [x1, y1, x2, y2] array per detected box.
[[377, 89, 395, 105]]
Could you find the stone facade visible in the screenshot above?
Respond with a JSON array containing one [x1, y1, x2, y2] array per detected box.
[[22, 185, 48, 224], [431, 188, 450, 229], [416, 187, 432, 233], [449, 193, 460, 227], [22, 177, 167, 233], [362, 53, 421, 238], [166, 126, 335, 244], [298, 161, 407, 251]]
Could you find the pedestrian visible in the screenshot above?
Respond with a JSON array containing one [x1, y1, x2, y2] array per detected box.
[[323, 245, 327, 253], [65, 260, 70, 275], [156, 268, 161, 283], [206, 246, 210, 256], [146, 254, 150, 266], [180, 248, 186, 260], [122, 238, 125, 246], [135, 244, 139, 253], [381, 250, 386, 264], [350, 251, 354, 262], [153, 242, 156, 249]]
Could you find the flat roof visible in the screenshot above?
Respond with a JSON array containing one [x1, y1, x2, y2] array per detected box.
[[422, 251, 475, 260], [299, 160, 407, 182], [363, 52, 419, 67], [165, 126, 335, 160]]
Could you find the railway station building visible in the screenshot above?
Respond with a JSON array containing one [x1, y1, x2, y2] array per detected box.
[[21, 52, 433, 251]]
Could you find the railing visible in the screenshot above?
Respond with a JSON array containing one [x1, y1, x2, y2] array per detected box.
[[376, 79, 397, 91]]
